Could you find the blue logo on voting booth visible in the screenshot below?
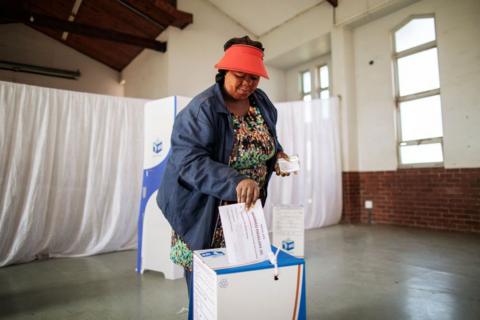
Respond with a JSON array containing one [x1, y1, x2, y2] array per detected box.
[[200, 250, 225, 258], [282, 239, 295, 251], [152, 140, 163, 154]]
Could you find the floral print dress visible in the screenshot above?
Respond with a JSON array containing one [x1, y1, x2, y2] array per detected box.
[[170, 100, 276, 271]]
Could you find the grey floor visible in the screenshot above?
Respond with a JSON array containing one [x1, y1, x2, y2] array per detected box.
[[1, 225, 479, 320]]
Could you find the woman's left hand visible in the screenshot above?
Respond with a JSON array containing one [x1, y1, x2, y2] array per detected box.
[[275, 151, 291, 177]]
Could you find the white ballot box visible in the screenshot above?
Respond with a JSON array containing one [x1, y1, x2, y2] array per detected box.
[[193, 247, 306, 320]]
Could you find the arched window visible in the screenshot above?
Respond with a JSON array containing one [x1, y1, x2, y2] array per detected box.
[[393, 16, 443, 166]]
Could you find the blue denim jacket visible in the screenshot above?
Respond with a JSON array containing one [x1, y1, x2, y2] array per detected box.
[[156, 83, 282, 251]]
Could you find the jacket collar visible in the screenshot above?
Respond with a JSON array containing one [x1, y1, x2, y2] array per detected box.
[[213, 83, 229, 114]]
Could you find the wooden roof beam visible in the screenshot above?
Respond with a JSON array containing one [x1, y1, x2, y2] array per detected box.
[[153, 0, 193, 29], [117, 0, 169, 30], [118, 0, 192, 30], [326, 0, 338, 8], [2, 10, 167, 52]]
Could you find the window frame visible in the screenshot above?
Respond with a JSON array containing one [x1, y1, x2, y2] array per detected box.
[[300, 69, 312, 101], [392, 14, 444, 168], [299, 64, 330, 101], [316, 64, 330, 99]]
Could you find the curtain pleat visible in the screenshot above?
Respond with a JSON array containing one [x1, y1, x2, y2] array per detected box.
[[265, 98, 342, 229], [0, 81, 146, 266]]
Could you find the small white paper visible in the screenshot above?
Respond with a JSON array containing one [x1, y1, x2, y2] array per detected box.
[[277, 155, 300, 173], [219, 200, 271, 265]]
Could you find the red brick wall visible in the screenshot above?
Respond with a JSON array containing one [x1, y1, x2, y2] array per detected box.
[[341, 168, 480, 233], [342, 172, 361, 223]]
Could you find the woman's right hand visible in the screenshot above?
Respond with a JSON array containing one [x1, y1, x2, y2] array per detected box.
[[275, 151, 291, 177], [236, 178, 260, 210]]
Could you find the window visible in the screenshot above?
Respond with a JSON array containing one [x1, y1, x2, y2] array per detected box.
[[300, 64, 330, 101], [317, 65, 330, 99], [393, 16, 443, 166], [301, 70, 312, 101]]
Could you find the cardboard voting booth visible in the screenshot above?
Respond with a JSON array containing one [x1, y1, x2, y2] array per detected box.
[[136, 96, 190, 279], [193, 247, 306, 320]]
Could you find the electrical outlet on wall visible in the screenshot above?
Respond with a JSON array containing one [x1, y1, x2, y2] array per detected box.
[[365, 200, 373, 209]]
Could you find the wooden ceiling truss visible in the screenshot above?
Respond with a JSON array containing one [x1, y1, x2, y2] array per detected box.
[[0, 0, 193, 71]]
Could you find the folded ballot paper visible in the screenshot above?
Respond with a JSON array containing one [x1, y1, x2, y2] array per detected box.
[[218, 200, 271, 265]]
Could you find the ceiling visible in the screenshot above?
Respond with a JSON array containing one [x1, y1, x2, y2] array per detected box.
[[207, 0, 335, 70], [0, 0, 337, 72], [207, 0, 325, 37], [0, 0, 193, 71], [267, 34, 331, 70]]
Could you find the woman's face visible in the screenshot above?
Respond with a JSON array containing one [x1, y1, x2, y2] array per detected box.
[[223, 71, 260, 100]]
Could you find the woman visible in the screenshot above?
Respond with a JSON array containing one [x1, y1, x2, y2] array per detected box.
[[156, 36, 289, 319]]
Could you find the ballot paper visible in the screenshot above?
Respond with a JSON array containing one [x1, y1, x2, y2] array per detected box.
[[218, 200, 271, 265]]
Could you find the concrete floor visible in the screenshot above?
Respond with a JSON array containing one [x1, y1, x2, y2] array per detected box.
[[1, 225, 479, 320]]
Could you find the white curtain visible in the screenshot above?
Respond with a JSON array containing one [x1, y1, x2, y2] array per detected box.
[[0, 81, 146, 267], [265, 98, 342, 229]]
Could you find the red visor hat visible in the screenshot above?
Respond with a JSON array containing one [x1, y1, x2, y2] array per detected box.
[[214, 44, 269, 79]]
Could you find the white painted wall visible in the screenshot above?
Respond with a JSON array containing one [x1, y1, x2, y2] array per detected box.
[[259, 66, 286, 102], [352, 0, 480, 170], [122, 0, 286, 102], [435, 0, 480, 168], [331, 27, 359, 172], [353, 19, 398, 171], [0, 23, 123, 96], [335, 0, 421, 26], [122, 32, 169, 100], [260, 2, 333, 62]]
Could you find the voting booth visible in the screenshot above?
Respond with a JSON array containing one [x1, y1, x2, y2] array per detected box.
[[193, 247, 306, 320], [136, 96, 190, 279]]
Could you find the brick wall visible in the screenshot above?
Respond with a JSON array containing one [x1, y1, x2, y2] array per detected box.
[[341, 168, 480, 233], [342, 172, 361, 224]]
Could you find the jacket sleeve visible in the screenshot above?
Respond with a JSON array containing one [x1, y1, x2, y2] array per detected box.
[[170, 108, 244, 202]]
